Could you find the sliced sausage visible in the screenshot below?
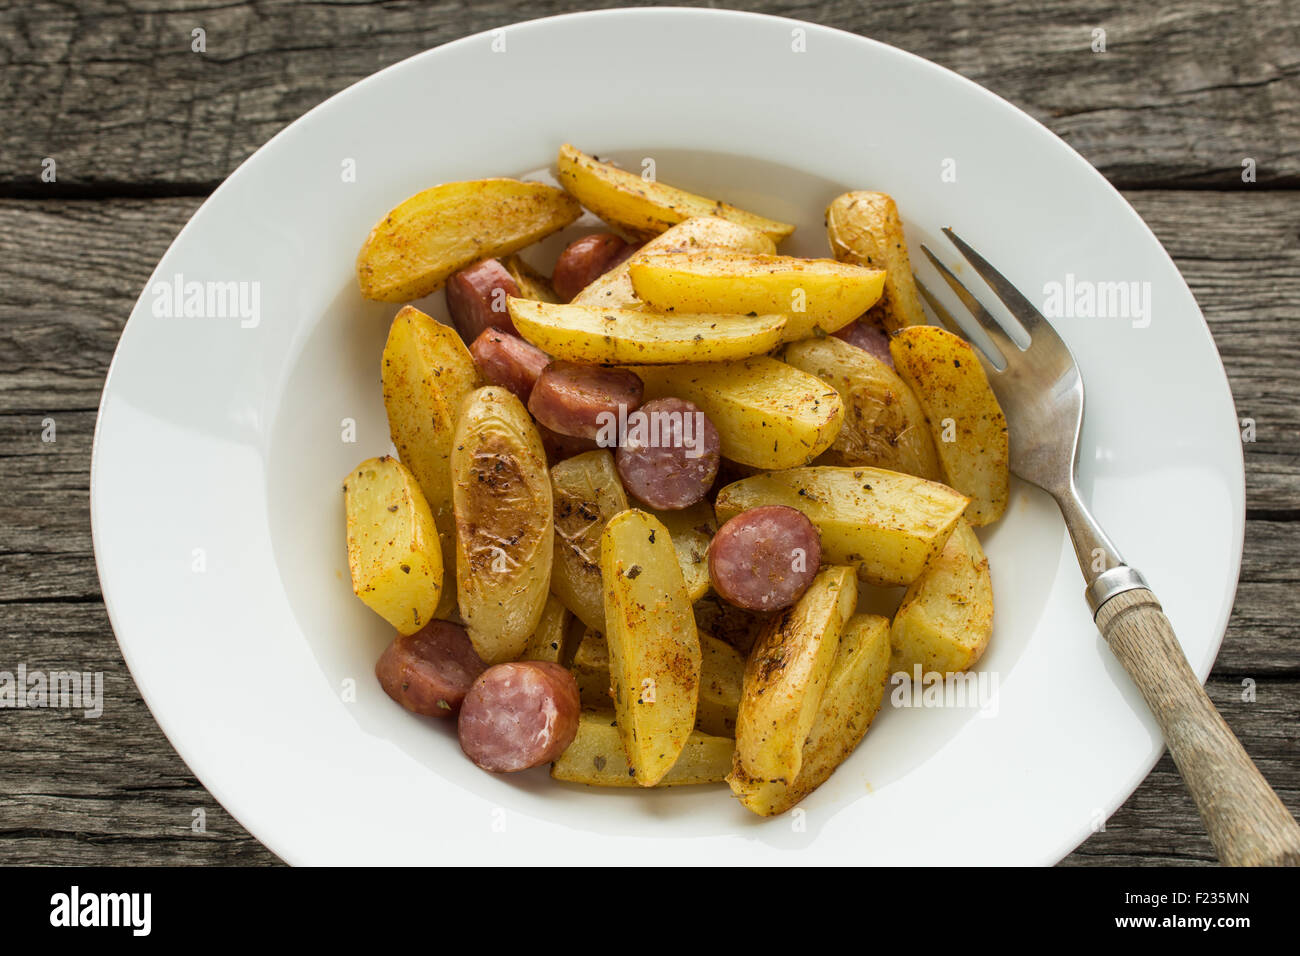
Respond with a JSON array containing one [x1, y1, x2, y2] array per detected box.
[[457, 661, 581, 772], [375, 621, 488, 717], [446, 259, 520, 342], [528, 361, 644, 440], [709, 505, 822, 612], [834, 316, 894, 367], [552, 233, 630, 302], [469, 328, 550, 402], [615, 397, 720, 510], [537, 422, 600, 465]]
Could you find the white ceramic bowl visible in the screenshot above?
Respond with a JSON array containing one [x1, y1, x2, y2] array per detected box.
[[92, 8, 1243, 865]]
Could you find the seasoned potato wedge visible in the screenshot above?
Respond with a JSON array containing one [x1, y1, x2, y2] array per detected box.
[[628, 252, 885, 342], [693, 594, 768, 656], [357, 178, 581, 302], [573, 216, 776, 310], [714, 466, 968, 586], [550, 450, 629, 633], [520, 594, 572, 664], [891, 519, 993, 674], [452, 387, 554, 662], [600, 509, 702, 786], [649, 502, 716, 603], [634, 358, 844, 470], [501, 254, 560, 303], [556, 144, 794, 244], [507, 298, 786, 365], [730, 613, 890, 815], [890, 326, 1010, 526], [381, 306, 480, 613], [783, 335, 942, 480], [344, 456, 443, 634], [552, 711, 734, 787], [825, 191, 926, 331], [571, 627, 741, 735], [734, 567, 857, 781]]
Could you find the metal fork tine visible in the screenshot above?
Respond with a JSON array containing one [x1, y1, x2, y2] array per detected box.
[[919, 244, 1021, 358], [915, 277, 1001, 376], [941, 228, 1046, 340]]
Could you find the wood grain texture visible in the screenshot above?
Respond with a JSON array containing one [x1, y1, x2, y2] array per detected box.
[[1096, 587, 1300, 865], [0, 0, 1297, 190], [0, 0, 1296, 867]]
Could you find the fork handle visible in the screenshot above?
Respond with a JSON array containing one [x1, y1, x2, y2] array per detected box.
[[1096, 586, 1300, 866]]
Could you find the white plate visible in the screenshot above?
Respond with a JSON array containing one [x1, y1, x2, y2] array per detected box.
[[91, 8, 1244, 865]]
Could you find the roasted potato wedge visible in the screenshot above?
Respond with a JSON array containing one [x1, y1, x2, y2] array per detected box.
[[381, 306, 480, 614], [714, 466, 969, 586], [783, 335, 943, 480], [357, 178, 581, 302], [693, 594, 768, 656], [574, 216, 776, 310], [825, 191, 926, 331], [556, 144, 795, 244], [550, 450, 629, 633], [891, 519, 993, 674], [734, 566, 857, 781], [649, 501, 716, 603], [628, 252, 885, 342], [452, 387, 554, 662], [552, 711, 734, 787], [571, 626, 613, 708], [600, 509, 702, 786], [890, 325, 1010, 526], [507, 298, 786, 365], [344, 456, 443, 634], [501, 253, 560, 303], [634, 358, 843, 470], [520, 594, 572, 664], [730, 613, 890, 814]]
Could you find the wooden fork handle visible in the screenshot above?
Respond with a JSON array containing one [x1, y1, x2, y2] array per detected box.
[[1096, 587, 1300, 866]]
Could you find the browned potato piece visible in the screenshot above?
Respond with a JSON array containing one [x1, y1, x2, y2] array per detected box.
[[501, 254, 560, 303], [520, 595, 572, 664], [551, 711, 734, 787], [357, 179, 581, 302], [825, 191, 926, 331], [734, 566, 857, 782], [550, 450, 629, 633], [730, 613, 891, 815], [890, 519, 993, 674]]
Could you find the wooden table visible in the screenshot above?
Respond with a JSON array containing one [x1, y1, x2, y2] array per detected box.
[[1, 0, 1295, 866]]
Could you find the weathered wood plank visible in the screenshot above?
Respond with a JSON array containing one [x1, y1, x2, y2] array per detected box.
[[0, 0, 1296, 190]]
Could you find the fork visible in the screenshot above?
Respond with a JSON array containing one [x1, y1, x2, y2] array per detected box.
[[915, 229, 1300, 867]]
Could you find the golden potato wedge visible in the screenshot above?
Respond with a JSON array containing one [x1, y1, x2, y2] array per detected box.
[[573, 215, 776, 310], [357, 178, 581, 302], [501, 254, 560, 303], [890, 519, 993, 674], [452, 387, 554, 662], [649, 502, 716, 603], [507, 298, 786, 365], [571, 626, 612, 708], [381, 307, 480, 615], [697, 632, 745, 738], [628, 252, 885, 342], [600, 509, 702, 786], [782, 335, 942, 480], [714, 466, 968, 586], [889, 325, 1010, 526], [343, 456, 443, 634], [634, 358, 844, 470], [551, 711, 734, 787], [825, 191, 926, 331], [734, 566, 857, 781], [550, 450, 629, 633], [730, 613, 890, 815], [556, 144, 794, 244], [520, 594, 572, 664]]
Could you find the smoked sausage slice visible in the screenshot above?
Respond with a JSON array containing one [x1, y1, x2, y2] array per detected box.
[[469, 328, 550, 402], [834, 317, 893, 367], [446, 259, 520, 342], [615, 397, 721, 510], [708, 505, 822, 612], [458, 661, 581, 772], [552, 233, 630, 302], [375, 621, 488, 717], [528, 361, 644, 440]]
